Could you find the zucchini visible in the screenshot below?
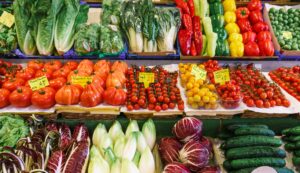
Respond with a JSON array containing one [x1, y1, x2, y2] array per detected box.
[[282, 126, 300, 136], [226, 146, 286, 160], [224, 135, 282, 149], [231, 167, 294, 173], [234, 127, 275, 137], [294, 150, 300, 157], [227, 124, 269, 132], [225, 157, 286, 170], [292, 156, 300, 165]]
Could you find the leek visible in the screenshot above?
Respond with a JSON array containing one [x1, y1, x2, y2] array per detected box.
[[121, 159, 140, 173], [136, 132, 147, 153], [114, 136, 126, 158], [122, 132, 137, 160], [109, 121, 125, 143], [88, 146, 110, 173], [125, 120, 139, 137], [139, 147, 155, 173], [111, 158, 122, 173], [142, 119, 156, 150]]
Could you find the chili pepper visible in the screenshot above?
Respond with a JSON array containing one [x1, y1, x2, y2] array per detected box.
[[242, 31, 256, 44], [230, 41, 244, 57], [257, 31, 272, 42], [178, 29, 193, 55], [183, 14, 193, 31], [252, 21, 269, 33], [247, 0, 262, 11], [214, 27, 228, 40], [258, 40, 274, 56], [187, 0, 195, 17], [193, 16, 203, 55], [174, 0, 190, 14], [244, 41, 260, 56], [223, 0, 236, 12], [210, 2, 224, 16], [190, 41, 197, 56], [228, 33, 243, 43], [249, 10, 263, 25], [237, 19, 252, 33], [236, 7, 250, 20], [224, 11, 236, 24], [211, 14, 225, 28], [225, 23, 240, 34]]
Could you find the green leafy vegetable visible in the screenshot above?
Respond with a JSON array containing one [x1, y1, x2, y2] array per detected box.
[[101, 0, 124, 26], [0, 7, 17, 54], [100, 25, 124, 54]]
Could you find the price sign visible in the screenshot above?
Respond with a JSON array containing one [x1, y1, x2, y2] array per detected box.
[[139, 72, 154, 88], [191, 65, 207, 80], [71, 76, 92, 87], [213, 69, 230, 85], [0, 11, 15, 28], [28, 76, 49, 91]]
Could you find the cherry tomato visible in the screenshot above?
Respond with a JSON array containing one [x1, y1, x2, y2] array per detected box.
[[131, 96, 138, 103], [138, 99, 145, 106], [255, 99, 264, 108], [162, 104, 168, 110], [155, 105, 161, 112], [127, 104, 134, 111], [246, 99, 255, 107], [169, 102, 176, 109], [178, 104, 184, 110], [282, 99, 291, 107]]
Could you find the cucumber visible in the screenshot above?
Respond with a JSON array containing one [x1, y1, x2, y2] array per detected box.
[[286, 135, 300, 142], [224, 135, 282, 149], [226, 146, 286, 160], [284, 143, 300, 151], [282, 126, 300, 136], [225, 157, 286, 170], [292, 157, 300, 165], [218, 132, 233, 140], [234, 127, 275, 137], [231, 167, 294, 173], [294, 150, 300, 157], [227, 124, 269, 132]]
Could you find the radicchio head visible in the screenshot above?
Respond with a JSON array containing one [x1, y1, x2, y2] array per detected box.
[[158, 137, 182, 164], [172, 117, 203, 143]]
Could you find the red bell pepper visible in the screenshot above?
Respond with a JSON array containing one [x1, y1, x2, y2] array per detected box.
[[257, 31, 272, 42], [258, 39, 274, 56], [242, 31, 256, 44], [249, 10, 263, 25], [193, 16, 203, 55], [237, 19, 252, 33], [253, 22, 269, 33], [178, 29, 193, 55], [236, 7, 250, 20], [190, 41, 197, 56], [187, 0, 195, 17], [174, 0, 190, 15], [244, 41, 260, 56], [183, 14, 193, 31], [247, 0, 262, 11]]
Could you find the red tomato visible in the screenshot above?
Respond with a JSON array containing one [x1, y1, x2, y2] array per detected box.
[[0, 89, 10, 108], [52, 67, 71, 79], [103, 87, 126, 106], [49, 77, 67, 91], [246, 99, 255, 107], [77, 59, 94, 75], [255, 99, 264, 108], [27, 60, 44, 70], [2, 78, 25, 92], [44, 60, 63, 71], [282, 99, 291, 107], [64, 61, 78, 71], [35, 68, 53, 79], [80, 82, 104, 107], [127, 104, 134, 111], [16, 68, 36, 81], [31, 87, 56, 109], [155, 105, 161, 112], [9, 86, 32, 107], [55, 83, 82, 105]]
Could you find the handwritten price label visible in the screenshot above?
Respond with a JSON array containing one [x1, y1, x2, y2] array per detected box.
[[71, 76, 92, 87], [28, 76, 49, 91], [0, 11, 15, 28], [213, 69, 230, 85], [139, 72, 154, 88], [191, 65, 207, 80]]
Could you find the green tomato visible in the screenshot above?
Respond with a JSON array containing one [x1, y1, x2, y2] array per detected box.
[[269, 7, 276, 14]]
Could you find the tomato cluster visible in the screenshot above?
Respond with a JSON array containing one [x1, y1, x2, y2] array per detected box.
[[126, 66, 184, 112], [0, 59, 128, 109], [269, 66, 300, 101], [217, 82, 242, 109], [230, 64, 291, 108], [203, 60, 221, 84]]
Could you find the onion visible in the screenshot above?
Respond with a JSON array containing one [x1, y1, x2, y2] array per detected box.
[[179, 140, 209, 172], [158, 137, 182, 164], [197, 166, 221, 173], [163, 162, 191, 173], [172, 117, 203, 143], [200, 137, 212, 153]]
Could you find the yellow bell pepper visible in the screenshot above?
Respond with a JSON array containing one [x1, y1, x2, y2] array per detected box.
[[228, 33, 243, 43], [223, 0, 236, 12], [225, 23, 240, 34], [230, 41, 244, 57], [224, 11, 236, 24]]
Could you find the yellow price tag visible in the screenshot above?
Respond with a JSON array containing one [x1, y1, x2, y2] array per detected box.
[[71, 76, 92, 87], [0, 11, 15, 28], [213, 69, 230, 85], [28, 76, 49, 91], [191, 65, 207, 80], [139, 72, 154, 88]]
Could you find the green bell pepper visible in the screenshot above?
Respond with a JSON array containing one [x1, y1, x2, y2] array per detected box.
[[209, 2, 224, 16], [214, 27, 228, 40], [211, 15, 225, 28], [208, 0, 222, 3], [216, 39, 229, 56]]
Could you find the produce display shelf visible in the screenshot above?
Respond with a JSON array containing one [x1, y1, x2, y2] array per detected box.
[[180, 55, 279, 61]]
